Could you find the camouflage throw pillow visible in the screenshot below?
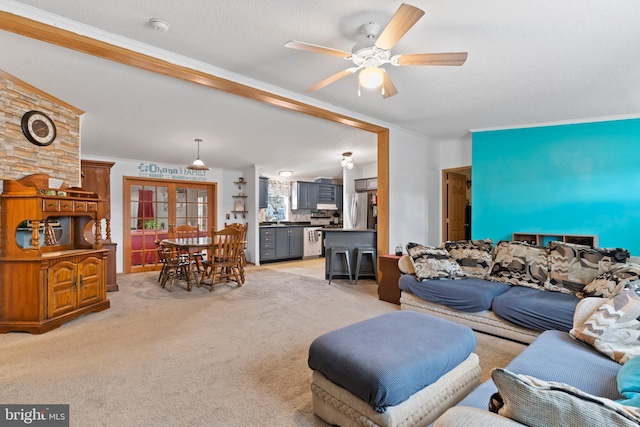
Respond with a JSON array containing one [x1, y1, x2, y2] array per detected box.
[[406, 242, 465, 280], [546, 242, 630, 295], [489, 240, 548, 290], [579, 263, 640, 299], [441, 238, 494, 278]]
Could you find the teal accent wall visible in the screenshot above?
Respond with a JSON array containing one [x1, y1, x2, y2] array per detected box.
[[472, 118, 640, 255]]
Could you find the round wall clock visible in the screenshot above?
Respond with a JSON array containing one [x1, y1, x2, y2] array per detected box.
[[21, 110, 57, 146]]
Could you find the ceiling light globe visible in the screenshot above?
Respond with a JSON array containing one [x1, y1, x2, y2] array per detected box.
[[358, 67, 384, 89], [340, 159, 348, 167], [346, 162, 354, 170]]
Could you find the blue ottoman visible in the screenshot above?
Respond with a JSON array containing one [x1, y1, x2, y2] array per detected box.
[[308, 311, 480, 427]]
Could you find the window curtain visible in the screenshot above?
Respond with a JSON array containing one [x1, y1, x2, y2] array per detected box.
[[136, 189, 155, 229], [268, 180, 291, 197]]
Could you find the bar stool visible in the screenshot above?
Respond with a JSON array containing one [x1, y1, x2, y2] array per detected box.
[[354, 246, 378, 285], [328, 246, 352, 285]]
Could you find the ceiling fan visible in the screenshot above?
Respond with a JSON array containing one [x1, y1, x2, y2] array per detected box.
[[285, 3, 467, 98]]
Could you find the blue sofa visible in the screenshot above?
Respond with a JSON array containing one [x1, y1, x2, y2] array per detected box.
[[434, 328, 631, 426], [398, 239, 634, 344]]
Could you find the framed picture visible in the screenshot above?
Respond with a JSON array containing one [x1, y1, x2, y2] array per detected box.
[[235, 200, 245, 211]]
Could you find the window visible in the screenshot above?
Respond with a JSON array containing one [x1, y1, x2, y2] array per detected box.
[[266, 195, 289, 221]]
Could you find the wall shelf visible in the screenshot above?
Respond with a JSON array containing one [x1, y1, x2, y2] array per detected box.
[[512, 232, 597, 247], [231, 210, 248, 219]]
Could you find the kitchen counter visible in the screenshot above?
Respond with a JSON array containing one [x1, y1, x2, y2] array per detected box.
[[323, 229, 377, 281], [259, 222, 310, 228]]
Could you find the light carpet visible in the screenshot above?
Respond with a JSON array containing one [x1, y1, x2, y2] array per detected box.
[[0, 266, 525, 426]]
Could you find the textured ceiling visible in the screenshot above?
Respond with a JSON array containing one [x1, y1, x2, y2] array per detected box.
[[2, 0, 640, 178]]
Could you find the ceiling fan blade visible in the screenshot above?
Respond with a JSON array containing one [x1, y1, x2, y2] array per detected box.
[[396, 52, 468, 66], [380, 70, 398, 98], [305, 68, 358, 93], [285, 40, 351, 58], [375, 4, 425, 51]]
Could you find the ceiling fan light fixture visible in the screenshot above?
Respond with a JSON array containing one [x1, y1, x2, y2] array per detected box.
[[358, 67, 384, 89], [187, 138, 210, 171]]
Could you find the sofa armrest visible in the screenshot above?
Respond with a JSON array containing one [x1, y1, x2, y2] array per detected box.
[[435, 407, 528, 427]]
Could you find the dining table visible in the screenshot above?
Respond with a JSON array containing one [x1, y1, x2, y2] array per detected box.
[[161, 237, 213, 290]]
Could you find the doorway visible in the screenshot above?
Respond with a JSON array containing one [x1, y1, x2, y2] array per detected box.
[[442, 167, 471, 242], [123, 177, 217, 273]]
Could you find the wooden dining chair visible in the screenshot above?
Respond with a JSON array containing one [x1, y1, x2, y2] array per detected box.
[[225, 222, 248, 284], [154, 240, 168, 283], [173, 224, 205, 274], [199, 226, 243, 292], [159, 244, 190, 292]]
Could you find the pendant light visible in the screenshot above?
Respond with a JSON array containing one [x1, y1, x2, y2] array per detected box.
[[341, 152, 354, 169], [187, 138, 210, 170]]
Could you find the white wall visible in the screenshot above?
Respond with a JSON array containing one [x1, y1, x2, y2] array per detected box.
[[387, 127, 440, 252], [436, 136, 472, 243], [82, 154, 242, 273]]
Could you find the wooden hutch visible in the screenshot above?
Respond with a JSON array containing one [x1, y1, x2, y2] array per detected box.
[[0, 173, 110, 334], [81, 160, 118, 291]]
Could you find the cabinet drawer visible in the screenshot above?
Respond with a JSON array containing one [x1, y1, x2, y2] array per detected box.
[[260, 249, 275, 260], [260, 242, 275, 250], [86, 202, 98, 212], [74, 201, 87, 211], [260, 229, 275, 237], [59, 200, 74, 212], [43, 199, 60, 212]]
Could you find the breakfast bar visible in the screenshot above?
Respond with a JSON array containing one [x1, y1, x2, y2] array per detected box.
[[323, 229, 377, 282]]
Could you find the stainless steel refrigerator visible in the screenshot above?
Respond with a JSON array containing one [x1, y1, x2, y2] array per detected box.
[[347, 192, 377, 230]]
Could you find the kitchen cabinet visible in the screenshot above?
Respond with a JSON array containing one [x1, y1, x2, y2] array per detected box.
[[259, 228, 276, 261], [355, 177, 378, 193], [259, 177, 268, 209], [0, 173, 110, 334], [316, 183, 336, 204], [292, 181, 317, 210], [260, 226, 303, 262], [336, 185, 343, 210], [275, 227, 303, 259]]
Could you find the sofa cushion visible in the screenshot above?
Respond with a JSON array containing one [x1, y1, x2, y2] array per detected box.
[[571, 286, 640, 364], [491, 368, 640, 427], [399, 273, 511, 312], [617, 355, 640, 408], [456, 330, 623, 410], [546, 241, 629, 295], [406, 242, 465, 280], [489, 240, 548, 290], [492, 286, 579, 332], [441, 238, 493, 278], [579, 263, 640, 299]]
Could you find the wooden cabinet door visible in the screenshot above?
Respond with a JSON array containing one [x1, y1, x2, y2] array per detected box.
[[48, 260, 77, 318], [77, 256, 103, 308]]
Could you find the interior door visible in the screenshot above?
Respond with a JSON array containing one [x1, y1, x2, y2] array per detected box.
[[123, 177, 216, 273], [445, 171, 468, 241]]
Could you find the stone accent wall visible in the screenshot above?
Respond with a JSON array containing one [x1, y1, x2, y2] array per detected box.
[[0, 69, 83, 187]]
